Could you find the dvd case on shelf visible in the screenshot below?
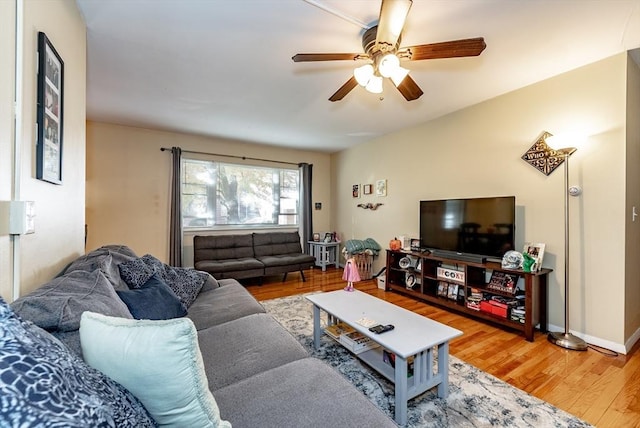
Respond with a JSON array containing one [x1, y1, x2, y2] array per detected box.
[[339, 331, 380, 354]]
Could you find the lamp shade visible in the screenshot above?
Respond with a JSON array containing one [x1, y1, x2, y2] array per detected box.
[[354, 64, 374, 87], [378, 54, 400, 78], [365, 75, 383, 94]]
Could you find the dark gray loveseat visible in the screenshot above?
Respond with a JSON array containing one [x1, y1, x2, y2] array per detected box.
[[4, 245, 396, 427], [194, 231, 316, 282]]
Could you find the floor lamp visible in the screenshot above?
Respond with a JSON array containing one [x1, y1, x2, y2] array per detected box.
[[547, 147, 588, 351]]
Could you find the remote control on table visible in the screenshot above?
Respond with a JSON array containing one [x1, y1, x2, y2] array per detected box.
[[369, 324, 395, 334]]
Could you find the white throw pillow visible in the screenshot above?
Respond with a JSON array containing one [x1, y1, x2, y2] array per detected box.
[[79, 312, 231, 428]]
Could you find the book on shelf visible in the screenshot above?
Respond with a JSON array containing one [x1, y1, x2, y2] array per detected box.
[[437, 281, 448, 297], [469, 287, 483, 299], [486, 271, 520, 294], [339, 331, 380, 354], [382, 350, 414, 377], [467, 287, 483, 311], [447, 283, 459, 300], [324, 322, 355, 340]]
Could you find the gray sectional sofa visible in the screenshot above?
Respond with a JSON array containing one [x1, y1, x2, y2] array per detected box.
[[194, 231, 316, 282], [3, 245, 396, 427]]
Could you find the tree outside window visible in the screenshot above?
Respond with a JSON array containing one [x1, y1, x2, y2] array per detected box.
[[181, 159, 299, 228]]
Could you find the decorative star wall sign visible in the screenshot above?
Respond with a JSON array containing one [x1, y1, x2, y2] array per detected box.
[[521, 131, 566, 176]]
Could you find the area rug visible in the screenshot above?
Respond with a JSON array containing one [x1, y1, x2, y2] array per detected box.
[[261, 293, 592, 428]]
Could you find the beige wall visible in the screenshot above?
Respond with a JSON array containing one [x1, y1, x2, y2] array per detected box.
[[625, 54, 640, 347], [86, 122, 333, 265], [0, 0, 86, 300], [332, 53, 631, 351], [0, 0, 16, 300]]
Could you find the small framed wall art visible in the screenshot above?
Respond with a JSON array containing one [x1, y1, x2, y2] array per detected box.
[[375, 179, 387, 197], [352, 184, 360, 198], [36, 32, 64, 185], [363, 184, 373, 195]]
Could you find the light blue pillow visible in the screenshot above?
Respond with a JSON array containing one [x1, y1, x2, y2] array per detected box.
[[79, 312, 231, 428]]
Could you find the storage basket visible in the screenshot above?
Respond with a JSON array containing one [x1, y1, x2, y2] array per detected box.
[[353, 253, 373, 280]]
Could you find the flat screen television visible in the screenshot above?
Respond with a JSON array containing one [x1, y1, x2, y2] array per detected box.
[[419, 196, 515, 261]]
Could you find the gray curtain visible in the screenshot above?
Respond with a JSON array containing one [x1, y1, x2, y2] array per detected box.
[[299, 163, 313, 254], [169, 147, 182, 266]]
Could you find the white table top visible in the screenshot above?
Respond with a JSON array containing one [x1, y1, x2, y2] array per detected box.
[[306, 290, 462, 358]]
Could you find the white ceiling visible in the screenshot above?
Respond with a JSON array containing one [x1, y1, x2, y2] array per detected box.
[[76, 0, 640, 153]]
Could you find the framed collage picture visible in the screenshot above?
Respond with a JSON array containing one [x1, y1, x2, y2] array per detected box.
[[36, 32, 64, 184], [523, 242, 545, 271]]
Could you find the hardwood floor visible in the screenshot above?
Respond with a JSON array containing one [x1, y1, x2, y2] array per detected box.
[[245, 267, 640, 428]]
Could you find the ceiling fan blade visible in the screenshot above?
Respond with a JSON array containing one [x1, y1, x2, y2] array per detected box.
[[292, 53, 364, 62], [329, 76, 358, 102], [375, 0, 412, 50], [401, 37, 486, 61], [395, 74, 423, 101]]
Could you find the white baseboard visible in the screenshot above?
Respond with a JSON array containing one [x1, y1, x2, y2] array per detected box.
[[625, 326, 640, 354]]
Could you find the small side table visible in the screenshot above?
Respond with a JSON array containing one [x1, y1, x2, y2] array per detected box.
[[308, 241, 340, 271]]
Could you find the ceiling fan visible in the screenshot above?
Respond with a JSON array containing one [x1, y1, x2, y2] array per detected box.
[[292, 0, 486, 102]]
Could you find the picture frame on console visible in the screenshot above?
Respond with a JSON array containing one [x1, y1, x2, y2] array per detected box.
[[36, 32, 64, 185], [523, 242, 545, 271], [410, 238, 421, 251]]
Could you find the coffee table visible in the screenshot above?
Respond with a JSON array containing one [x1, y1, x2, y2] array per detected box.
[[306, 290, 462, 425]]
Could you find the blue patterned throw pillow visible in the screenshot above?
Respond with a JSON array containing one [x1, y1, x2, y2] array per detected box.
[[118, 257, 155, 289], [0, 296, 157, 427], [140, 255, 208, 308]]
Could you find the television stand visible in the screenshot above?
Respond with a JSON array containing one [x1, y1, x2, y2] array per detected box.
[[384, 249, 551, 341], [429, 249, 486, 264]]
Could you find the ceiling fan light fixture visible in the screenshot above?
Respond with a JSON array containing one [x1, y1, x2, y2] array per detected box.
[[390, 66, 409, 86], [354, 64, 374, 86], [365, 75, 383, 94], [378, 53, 400, 78], [293, 0, 486, 102]]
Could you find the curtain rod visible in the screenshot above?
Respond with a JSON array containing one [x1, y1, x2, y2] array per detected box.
[[160, 147, 301, 166]]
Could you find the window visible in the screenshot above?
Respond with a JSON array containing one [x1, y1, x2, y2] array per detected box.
[[181, 159, 299, 228]]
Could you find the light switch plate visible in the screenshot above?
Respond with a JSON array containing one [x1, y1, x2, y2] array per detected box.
[[0, 201, 35, 235]]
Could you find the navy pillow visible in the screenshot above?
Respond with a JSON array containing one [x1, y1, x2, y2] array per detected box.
[[117, 274, 187, 320], [0, 296, 157, 427]]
